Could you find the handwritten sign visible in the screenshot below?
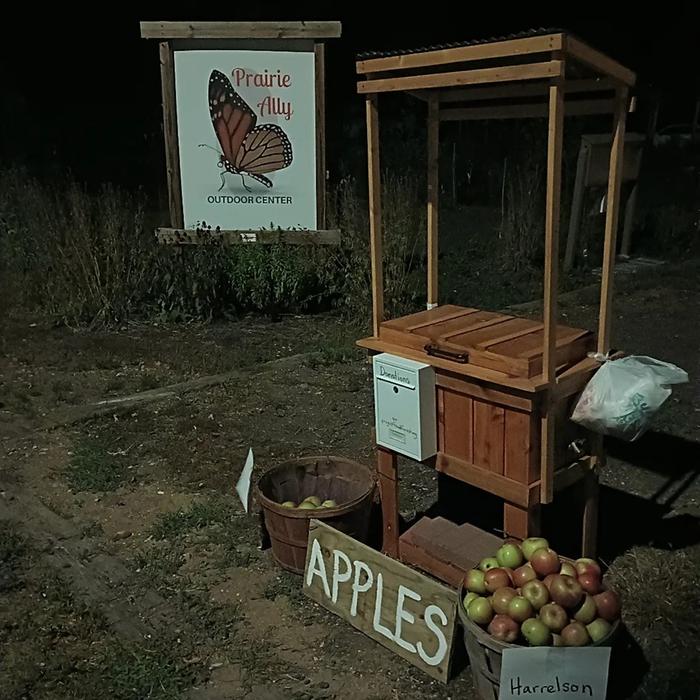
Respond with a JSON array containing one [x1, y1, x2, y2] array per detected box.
[[499, 647, 611, 700], [303, 520, 457, 682]]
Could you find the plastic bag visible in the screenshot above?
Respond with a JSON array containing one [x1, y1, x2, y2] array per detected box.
[[571, 355, 688, 441]]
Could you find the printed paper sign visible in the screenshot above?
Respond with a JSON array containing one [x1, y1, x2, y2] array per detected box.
[[499, 647, 611, 700], [174, 49, 317, 231]]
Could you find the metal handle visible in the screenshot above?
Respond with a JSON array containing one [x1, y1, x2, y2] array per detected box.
[[424, 344, 469, 364]]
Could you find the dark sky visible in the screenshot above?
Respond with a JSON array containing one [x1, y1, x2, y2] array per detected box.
[[1, 3, 698, 186]]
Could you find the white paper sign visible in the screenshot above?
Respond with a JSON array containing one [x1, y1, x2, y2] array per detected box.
[[499, 647, 611, 700], [235, 448, 255, 512]]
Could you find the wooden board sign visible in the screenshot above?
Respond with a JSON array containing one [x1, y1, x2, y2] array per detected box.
[[303, 520, 458, 682]]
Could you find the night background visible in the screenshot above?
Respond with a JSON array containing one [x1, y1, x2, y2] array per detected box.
[[1, 5, 699, 700]]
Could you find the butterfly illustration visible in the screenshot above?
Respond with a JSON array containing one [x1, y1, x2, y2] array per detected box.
[[200, 70, 293, 192]]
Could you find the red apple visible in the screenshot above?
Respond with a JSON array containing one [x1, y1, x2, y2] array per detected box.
[[497, 543, 524, 569], [573, 594, 598, 624], [530, 548, 561, 577], [593, 591, 621, 622], [549, 574, 584, 609], [587, 618, 613, 643], [521, 580, 550, 610], [512, 563, 537, 588], [578, 572, 602, 595], [507, 596, 534, 623], [539, 602, 568, 633], [560, 562, 577, 578], [575, 558, 602, 578], [467, 597, 493, 625], [521, 618, 552, 646], [542, 574, 557, 591], [521, 537, 550, 561], [492, 587, 518, 615], [488, 614, 520, 643], [561, 621, 591, 646], [485, 568, 512, 593], [466, 569, 487, 594]]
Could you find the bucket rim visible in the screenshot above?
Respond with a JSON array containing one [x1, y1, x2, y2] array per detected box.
[[255, 454, 376, 519]]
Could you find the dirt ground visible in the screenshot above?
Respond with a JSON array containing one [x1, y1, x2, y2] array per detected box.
[[1, 260, 699, 699]]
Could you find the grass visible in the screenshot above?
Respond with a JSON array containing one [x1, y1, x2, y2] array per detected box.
[[151, 498, 241, 540], [65, 438, 127, 492]]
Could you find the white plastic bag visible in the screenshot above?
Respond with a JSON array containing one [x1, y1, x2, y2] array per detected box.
[[571, 355, 688, 441]]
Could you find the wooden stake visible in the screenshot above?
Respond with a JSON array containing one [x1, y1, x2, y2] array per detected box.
[[597, 88, 629, 353], [377, 448, 399, 557], [427, 95, 440, 309], [540, 76, 565, 505], [314, 43, 327, 229], [159, 41, 184, 228], [366, 94, 384, 336]]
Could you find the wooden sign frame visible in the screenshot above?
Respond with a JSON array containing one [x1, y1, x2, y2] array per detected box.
[[140, 21, 341, 245], [303, 519, 458, 682]]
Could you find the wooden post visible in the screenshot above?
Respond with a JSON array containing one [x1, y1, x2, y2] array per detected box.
[[427, 95, 440, 309], [159, 41, 184, 228], [563, 141, 591, 271], [314, 43, 327, 229], [366, 94, 384, 336], [540, 76, 565, 505], [377, 447, 399, 557], [597, 88, 629, 353], [504, 504, 541, 541]]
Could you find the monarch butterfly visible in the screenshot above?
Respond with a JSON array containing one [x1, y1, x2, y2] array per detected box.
[[200, 70, 293, 192]]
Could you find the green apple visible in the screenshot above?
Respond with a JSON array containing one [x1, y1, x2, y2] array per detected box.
[[507, 596, 534, 623], [280, 501, 296, 508], [497, 543, 524, 569], [521, 537, 550, 561], [478, 557, 500, 572], [573, 594, 598, 625], [302, 495, 322, 507], [466, 569, 487, 595], [320, 499, 337, 508], [586, 618, 613, 643], [521, 618, 552, 646], [462, 591, 479, 611], [298, 501, 317, 510], [467, 597, 494, 626]]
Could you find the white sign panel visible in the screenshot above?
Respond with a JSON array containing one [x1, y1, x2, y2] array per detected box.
[[499, 647, 611, 700], [174, 49, 317, 231]]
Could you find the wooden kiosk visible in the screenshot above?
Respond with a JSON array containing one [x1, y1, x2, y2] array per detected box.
[[356, 30, 635, 585]]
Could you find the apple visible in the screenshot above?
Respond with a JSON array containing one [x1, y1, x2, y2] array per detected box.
[[561, 621, 591, 646], [549, 575, 583, 608], [542, 574, 557, 591], [521, 618, 552, 646], [530, 549, 561, 577], [488, 614, 520, 643], [552, 633, 563, 647], [484, 568, 512, 593], [468, 597, 494, 626], [560, 562, 577, 578], [507, 596, 534, 623], [512, 563, 537, 588], [521, 537, 550, 561], [478, 557, 500, 572], [462, 591, 479, 611], [280, 501, 296, 508], [575, 558, 602, 578], [497, 543, 524, 569], [302, 495, 322, 507], [298, 501, 317, 509], [578, 572, 602, 595], [492, 587, 518, 615], [320, 499, 337, 508], [573, 594, 598, 624], [539, 603, 568, 633], [521, 580, 550, 610], [593, 591, 621, 622], [466, 569, 487, 595], [587, 618, 613, 643]]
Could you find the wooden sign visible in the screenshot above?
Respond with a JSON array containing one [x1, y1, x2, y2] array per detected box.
[[303, 520, 458, 682]]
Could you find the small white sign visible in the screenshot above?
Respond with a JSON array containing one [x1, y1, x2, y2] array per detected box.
[[235, 448, 255, 512], [499, 647, 611, 700]]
